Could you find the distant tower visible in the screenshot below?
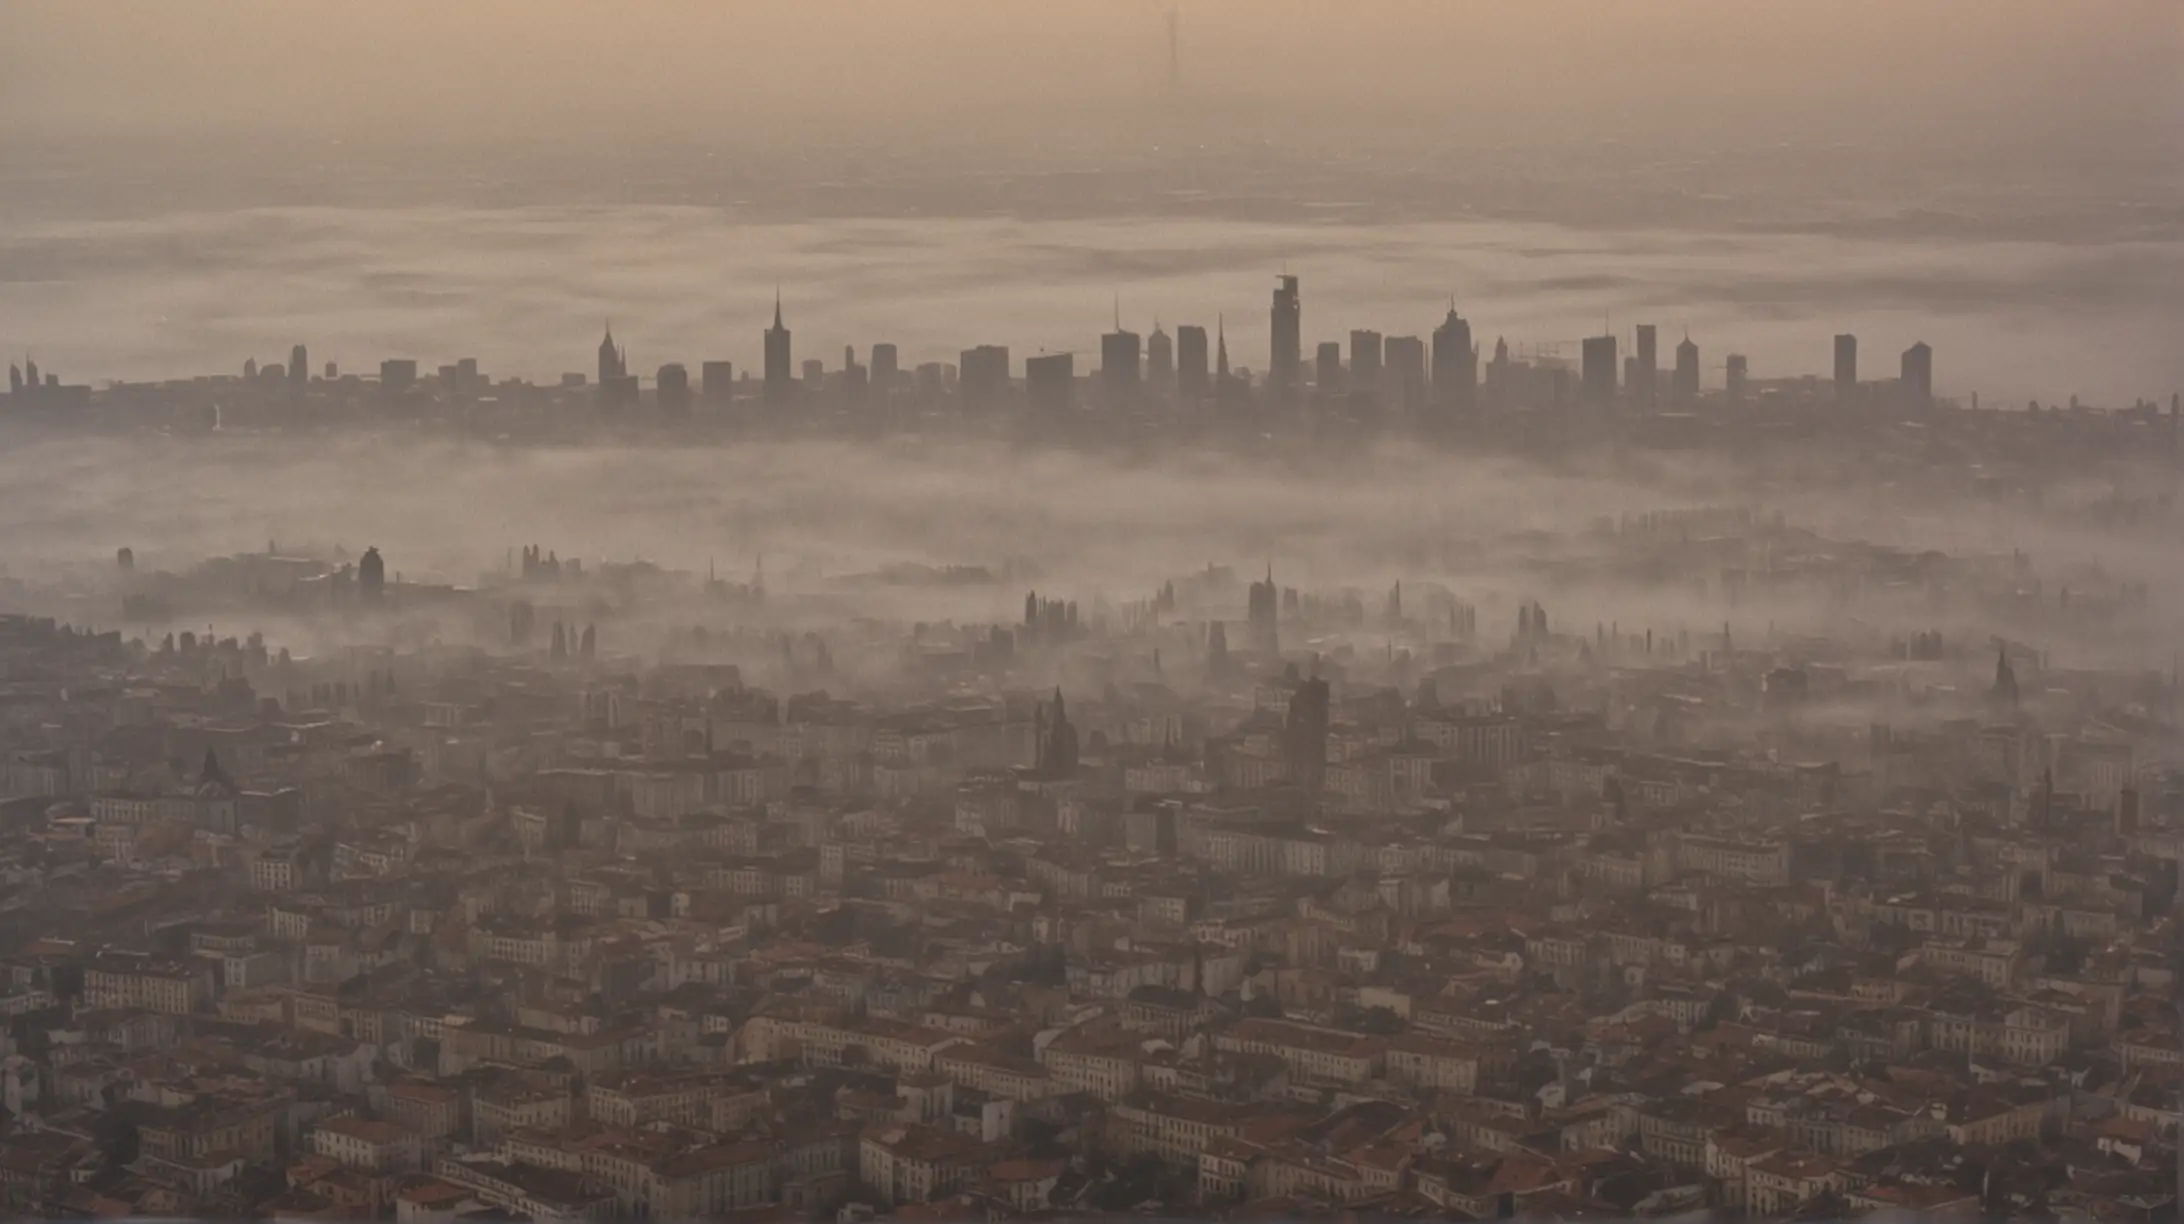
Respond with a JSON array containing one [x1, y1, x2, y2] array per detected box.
[[1034, 688, 1080, 778], [1726, 354, 1749, 402], [358, 547, 386, 602], [764, 294, 794, 402], [1901, 342, 1932, 408], [1673, 335, 1700, 401], [1285, 673, 1330, 791], [1248, 564, 1279, 654], [1834, 333, 1858, 403], [1215, 317, 1231, 386], [1270, 275, 1302, 399], [871, 343, 899, 396], [289, 344, 309, 389], [7, 364, 20, 396], [1634, 324, 1658, 404], [1349, 329, 1383, 397], [1147, 324, 1174, 389], [1176, 325, 1209, 399], [1101, 310, 1142, 402], [597, 322, 624, 387], [1315, 341, 1344, 396], [1431, 305, 1476, 417], [1581, 334, 1617, 403], [1991, 646, 2019, 710]]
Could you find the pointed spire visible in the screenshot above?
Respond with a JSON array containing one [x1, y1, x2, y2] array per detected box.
[[772, 287, 783, 330]]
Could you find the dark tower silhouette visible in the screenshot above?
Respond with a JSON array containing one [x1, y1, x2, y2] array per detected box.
[[1207, 620, 1231, 677], [289, 345, 309, 390], [764, 294, 794, 403], [1270, 275, 1301, 399], [1634, 324, 1657, 404], [1176, 325, 1209, 399], [358, 547, 385, 602], [1834, 333, 1858, 403], [1033, 688, 1080, 779], [1285, 674, 1330, 791], [597, 322, 625, 387], [1147, 323, 1174, 389], [1901, 342, 1933, 408], [1247, 564, 1279, 654], [1991, 646, 2019, 710], [1673, 335, 1700, 401], [1431, 305, 1476, 418], [1581, 334, 1617, 403]]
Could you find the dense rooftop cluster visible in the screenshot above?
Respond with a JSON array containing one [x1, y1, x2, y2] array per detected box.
[[0, 503, 2175, 1223]]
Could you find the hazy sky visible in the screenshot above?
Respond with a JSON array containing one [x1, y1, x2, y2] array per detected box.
[[5, 1, 2177, 151]]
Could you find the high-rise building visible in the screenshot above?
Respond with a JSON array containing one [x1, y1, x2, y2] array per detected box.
[[380, 359, 418, 393], [358, 547, 385, 602], [960, 345, 1010, 409], [1385, 335, 1426, 414], [1581, 335, 1618, 403], [1269, 275, 1301, 397], [289, 345, 309, 389], [1634, 324, 1657, 404], [656, 363, 691, 414], [1834, 333, 1858, 402], [1248, 565, 1279, 654], [597, 324, 625, 387], [1147, 325, 1174, 389], [701, 361, 734, 405], [1026, 352, 1074, 413], [1674, 336, 1700, 400], [763, 296, 793, 402], [1284, 675, 1330, 792], [1101, 326, 1141, 400], [801, 358, 823, 389], [1315, 341, 1344, 395], [870, 343, 899, 397], [1726, 354, 1748, 402], [1176, 325, 1209, 399], [1349, 329, 1383, 394], [1431, 308, 1475, 416], [840, 346, 867, 403], [1901, 342, 1932, 407]]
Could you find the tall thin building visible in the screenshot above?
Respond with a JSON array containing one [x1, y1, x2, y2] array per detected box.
[[1635, 324, 1657, 404], [1315, 341, 1344, 395], [763, 295, 793, 402], [1176, 325, 1209, 399], [1674, 335, 1700, 400], [1431, 307, 1475, 416], [1269, 275, 1301, 397], [960, 345, 1010, 409], [1725, 354, 1748, 402], [701, 361, 734, 405], [1146, 324, 1174, 390], [656, 363, 691, 414], [597, 323, 626, 387], [1026, 352, 1074, 413], [1901, 342, 1932, 408], [1385, 335, 1426, 415], [289, 344, 309, 390], [1581, 334, 1618, 403], [1834, 333, 1858, 402], [1349, 329, 1383, 394], [870, 343, 899, 396]]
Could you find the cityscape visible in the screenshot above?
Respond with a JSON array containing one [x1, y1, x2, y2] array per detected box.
[[2, 1, 2181, 1222]]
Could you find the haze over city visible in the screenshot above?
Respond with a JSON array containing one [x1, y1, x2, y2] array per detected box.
[[0, 3, 2179, 1222]]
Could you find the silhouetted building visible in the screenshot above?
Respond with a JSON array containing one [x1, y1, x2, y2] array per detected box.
[[1315, 341, 1343, 395], [701, 360, 734, 405], [802, 358, 823, 389], [1634, 324, 1657, 404], [764, 296, 793, 402], [1026, 352, 1074, 413], [1032, 688, 1080, 779], [1385, 335, 1426, 415], [358, 547, 385, 602], [1247, 564, 1279, 654], [1673, 335, 1700, 400], [1834, 333, 1858, 402], [871, 343, 899, 397], [1349, 329, 1383, 396], [289, 345, 309, 390], [1581, 335, 1617, 403], [656, 363, 691, 414], [1269, 275, 1301, 398], [1285, 674, 1330, 791], [1431, 307, 1475, 416], [597, 324, 626, 387], [1726, 354, 1748, 402], [1146, 325, 1174, 389], [1101, 326, 1141, 401], [960, 345, 1010, 409], [380, 359, 418, 394], [1901, 341, 1932, 407], [1176, 325, 1209, 399]]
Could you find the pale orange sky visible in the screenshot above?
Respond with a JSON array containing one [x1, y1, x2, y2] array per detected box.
[[3, 0, 2176, 147]]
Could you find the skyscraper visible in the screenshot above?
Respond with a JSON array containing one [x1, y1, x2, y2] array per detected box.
[[960, 345, 1010, 409], [1834, 333, 1858, 403], [1726, 354, 1748, 402], [1349, 330, 1383, 395], [1634, 324, 1657, 405], [701, 361, 734, 406], [1431, 307, 1475, 417], [763, 296, 793, 403], [358, 546, 385, 602], [656, 363, 691, 414], [1101, 325, 1141, 401], [1176, 325, 1209, 399], [1315, 341, 1344, 396], [870, 343, 899, 397], [1026, 352, 1074, 413], [1248, 565, 1279, 654], [1385, 335, 1426, 415], [1581, 334, 1618, 403], [1270, 275, 1301, 397], [1146, 325, 1174, 390], [597, 323, 625, 388], [289, 344, 309, 390], [1674, 335, 1700, 400], [1901, 342, 1932, 408]]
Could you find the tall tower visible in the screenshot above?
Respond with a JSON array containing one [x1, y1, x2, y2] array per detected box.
[[289, 344, 309, 390], [1901, 342, 1932, 408], [1101, 308, 1142, 403], [1270, 275, 1301, 399], [1431, 306, 1476, 417], [597, 322, 624, 387], [1176, 325, 1209, 399], [1581, 334, 1618, 403], [1634, 324, 1657, 404], [358, 547, 386, 602], [1147, 324, 1174, 390], [1834, 333, 1858, 403], [764, 295, 793, 402], [1674, 335, 1700, 401]]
